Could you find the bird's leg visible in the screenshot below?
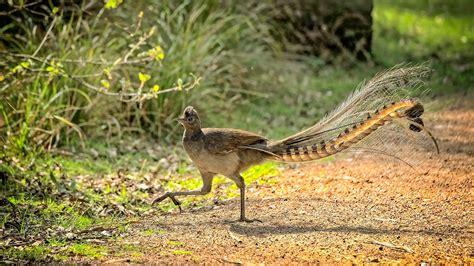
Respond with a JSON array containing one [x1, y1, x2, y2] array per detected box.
[[234, 175, 262, 223], [152, 192, 183, 211], [152, 172, 214, 212]]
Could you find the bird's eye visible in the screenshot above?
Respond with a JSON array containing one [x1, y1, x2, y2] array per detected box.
[[187, 117, 194, 122]]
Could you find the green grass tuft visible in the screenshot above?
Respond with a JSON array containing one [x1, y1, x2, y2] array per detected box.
[[1, 246, 49, 261], [69, 243, 108, 258]]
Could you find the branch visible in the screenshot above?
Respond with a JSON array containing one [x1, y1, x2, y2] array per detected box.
[[1, 52, 201, 102], [32, 16, 57, 57]]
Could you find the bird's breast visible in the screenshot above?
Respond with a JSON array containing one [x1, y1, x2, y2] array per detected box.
[[183, 139, 240, 176]]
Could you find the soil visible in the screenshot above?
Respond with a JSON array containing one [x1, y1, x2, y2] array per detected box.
[[111, 98, 473, 264]]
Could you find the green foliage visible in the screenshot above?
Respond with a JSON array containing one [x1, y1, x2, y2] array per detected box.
[[373, 0, 473, 95], [1, 245, 49, 261], [0, 0, 278, 153], [140, 228, 156, 236], [374, 0, 473, 61], [69, 243, 108, 258], [148, 46, 165, 61], [105, 0, 124, 9]]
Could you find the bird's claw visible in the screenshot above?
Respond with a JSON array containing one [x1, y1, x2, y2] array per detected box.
[[152, 192, 182, 212]]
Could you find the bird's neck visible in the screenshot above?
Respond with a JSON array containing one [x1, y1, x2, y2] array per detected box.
[[184, 127, 203, 141]]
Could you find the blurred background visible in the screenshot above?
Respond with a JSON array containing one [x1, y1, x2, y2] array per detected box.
[[1, 0, 472, 151], [0, 0, 473, 261]]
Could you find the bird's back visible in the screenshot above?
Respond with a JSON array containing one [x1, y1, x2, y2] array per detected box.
[[182, 128, 269, 176]]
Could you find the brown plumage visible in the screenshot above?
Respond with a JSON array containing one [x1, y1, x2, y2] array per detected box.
[[152, 64, 439, 222]]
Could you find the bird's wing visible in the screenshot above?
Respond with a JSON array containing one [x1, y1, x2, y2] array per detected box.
[[202, 128, 267, 154]]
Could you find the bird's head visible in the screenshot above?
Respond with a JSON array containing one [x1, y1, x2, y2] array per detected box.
[[178, 106, 201, 131]]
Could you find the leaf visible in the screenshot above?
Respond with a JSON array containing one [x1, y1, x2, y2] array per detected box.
[[138, 72, 151, 83], [104, 0, 123, 9], [101, 80, 110, 89], [177, 79, 183, 90], [10, 65, 23, 74], [152, 84, 160, 92], [46, 66, 60, 75], [20, 61, 30, 68], [148, 26, 156, 36], [147, 46, 165, 61], [0, 74, 4, 82], [52, 7, 59, 14], [138, 11, 144, 18], [103, 67, 112, 80]]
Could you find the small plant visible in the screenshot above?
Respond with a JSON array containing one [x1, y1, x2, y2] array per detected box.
[[69, 243, 108, 258], [1, 246, 49, 261], [141, 228, 155, 236]]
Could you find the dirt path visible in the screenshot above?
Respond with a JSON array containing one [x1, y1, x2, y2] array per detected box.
[[113, 99, 473, 264]]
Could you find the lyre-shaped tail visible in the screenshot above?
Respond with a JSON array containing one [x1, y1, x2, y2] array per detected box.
[[265, 64, 439, 164], [271, 99, 436, 162]]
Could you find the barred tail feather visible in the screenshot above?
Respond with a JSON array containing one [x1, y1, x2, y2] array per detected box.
[[265, 64, 438, 165]]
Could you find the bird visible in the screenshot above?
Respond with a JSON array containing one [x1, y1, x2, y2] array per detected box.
[[152, 64, 439, 222]]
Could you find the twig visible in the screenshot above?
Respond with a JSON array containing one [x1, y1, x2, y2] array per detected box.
[[32, 16, 57, 57], [373, 217, 397, 222], [3, 52, 152, 66], [104, 258, 131, 264], [75, 225, 107, 235], [219, 257, 242, 265], [122, 24, 153, 63], [1, 52, 201, 102], [228, 230, 242, 243], [366, 240, 414, 253]]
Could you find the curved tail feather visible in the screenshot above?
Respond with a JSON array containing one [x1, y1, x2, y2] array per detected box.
[[259, 65, 438, 164], [271, 99, 426, 162]]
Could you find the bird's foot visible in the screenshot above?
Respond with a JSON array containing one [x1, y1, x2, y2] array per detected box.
[[239, 217, 263, 223], [151, 192, 182, 212], [223, 216, 263, 224]]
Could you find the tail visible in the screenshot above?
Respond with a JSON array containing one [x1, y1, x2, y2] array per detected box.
[[263, 64, 439, 163]]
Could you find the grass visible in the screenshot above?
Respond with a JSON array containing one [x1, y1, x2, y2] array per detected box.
[[373, 0, 474, 96], [0, 0, 277, 150], [69, 243, 108, 258], [1, 242, 108, 262], [375, 3, 473, 57], [1, 245, 50, 262], [118, 243, 144, 257], [1, 0, 473, 263], [2, 194, 118, 235], [140, 228, 156, 236]]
